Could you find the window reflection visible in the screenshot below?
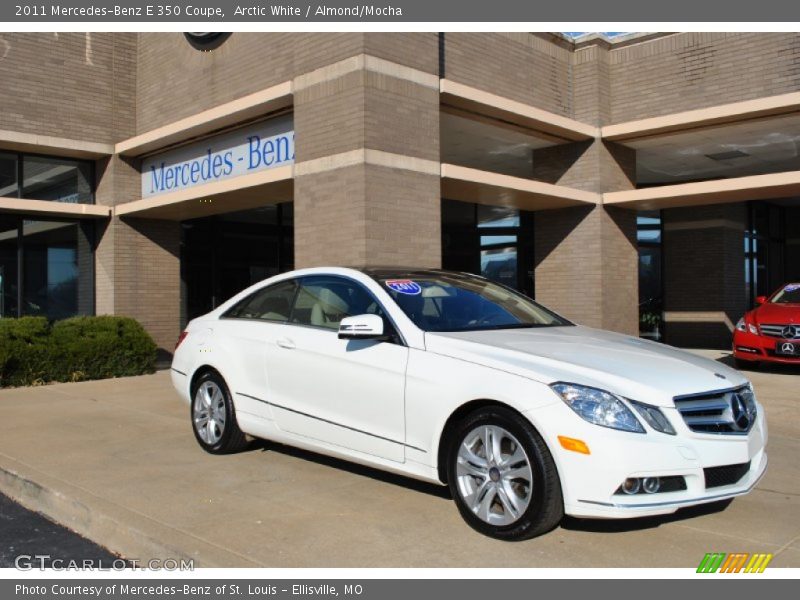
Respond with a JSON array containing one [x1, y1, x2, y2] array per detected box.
[[638, 211, 663, 341], [442, 199, 534, 296], [0, 217, 19, 318], [23, 156, 93, 204], [1, 152, 93, 204], [21, 220, 94, 320], [0, 152, 18, 198], [0, 217, 94, 321]]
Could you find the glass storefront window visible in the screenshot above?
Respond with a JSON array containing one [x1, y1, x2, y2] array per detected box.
[[480, 235, 518, 289], [1, 152, 93, 204], [0, 216, 19, 318], [0, 217, 93, 320], [0, 152, 18, 199], [477, 205, 521, 228], [23, 156, 93, 204], [181, 202, 294, 325], [745, 202, 787, 306], [637, 211, 663, 341], [442, 199, 534, 296]]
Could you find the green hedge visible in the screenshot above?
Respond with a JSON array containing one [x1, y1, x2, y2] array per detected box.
[[0, 316, 157, 387]]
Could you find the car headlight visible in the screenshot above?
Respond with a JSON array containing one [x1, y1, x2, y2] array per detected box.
[[550, 383, 645, 433], [629, 399, 676, 435], [736, 318, 758, 335]]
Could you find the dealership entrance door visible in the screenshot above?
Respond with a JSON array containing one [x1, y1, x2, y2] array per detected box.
[[441, 199, 535, 296], [181, 202, 293, 324]]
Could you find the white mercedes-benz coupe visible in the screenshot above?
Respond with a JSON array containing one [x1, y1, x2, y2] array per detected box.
[[171, 267, 767, 540]]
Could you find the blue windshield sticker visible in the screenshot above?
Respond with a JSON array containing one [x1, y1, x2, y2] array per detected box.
[[785, 284, 800, 292], [385, 279, 422, 295]]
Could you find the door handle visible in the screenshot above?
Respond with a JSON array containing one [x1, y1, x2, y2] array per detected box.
[[276, 338, 296, 350]]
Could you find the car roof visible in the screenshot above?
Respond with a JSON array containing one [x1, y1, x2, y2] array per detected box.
[[355, 266, 482, 281]]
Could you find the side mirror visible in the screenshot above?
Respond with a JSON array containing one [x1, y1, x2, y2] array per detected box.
[[755, 296, 767, 306], [338, 314, 386, 340]]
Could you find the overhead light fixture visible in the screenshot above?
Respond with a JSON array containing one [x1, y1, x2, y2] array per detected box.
[[705, 150, 750, 161]]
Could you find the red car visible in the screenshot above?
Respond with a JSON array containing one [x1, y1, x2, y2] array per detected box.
[[733, 283, 800, 368]]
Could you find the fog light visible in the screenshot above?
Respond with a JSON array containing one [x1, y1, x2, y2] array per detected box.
[[621, 478, 641, 495], [642, 477, 660, 494]]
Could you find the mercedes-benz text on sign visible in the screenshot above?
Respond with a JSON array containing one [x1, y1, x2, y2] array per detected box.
[[141, 115, 294, 198]]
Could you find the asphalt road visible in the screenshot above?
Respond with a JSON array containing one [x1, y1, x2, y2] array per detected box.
[[0, 492, 121, 569]]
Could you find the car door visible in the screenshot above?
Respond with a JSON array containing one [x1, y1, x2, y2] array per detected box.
[[217, 278, 298, 420], [265, 275, 409, 463]]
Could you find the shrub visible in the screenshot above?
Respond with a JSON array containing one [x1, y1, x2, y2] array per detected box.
[[0, 317, 52, 386], [0, 316, 157, 387]]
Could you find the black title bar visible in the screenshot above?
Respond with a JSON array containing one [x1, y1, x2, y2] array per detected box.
[[3, 0, 800, 22]]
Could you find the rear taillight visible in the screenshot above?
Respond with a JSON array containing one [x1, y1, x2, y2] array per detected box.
[[175, 330, 188, 350]]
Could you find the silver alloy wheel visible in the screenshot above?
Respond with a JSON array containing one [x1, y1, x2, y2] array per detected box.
[[193, 380, 226, 445], [455, 425, 533, 526]]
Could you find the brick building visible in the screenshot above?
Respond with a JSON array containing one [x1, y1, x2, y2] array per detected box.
[[1, 32, 799, 353]]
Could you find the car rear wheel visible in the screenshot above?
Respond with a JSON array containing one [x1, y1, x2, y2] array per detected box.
[[191, 371, 248, 454], [447, 406, 563, 540]]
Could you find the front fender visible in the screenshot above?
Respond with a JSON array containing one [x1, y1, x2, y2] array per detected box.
[[404, 348, 561, 470]]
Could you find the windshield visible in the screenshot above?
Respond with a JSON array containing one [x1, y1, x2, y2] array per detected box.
[[771, 284, 800, 304], [377, 272, 572, 332]]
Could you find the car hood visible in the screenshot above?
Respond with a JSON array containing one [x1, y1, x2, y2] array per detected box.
[[753, 302, 800, 324], [425, 325, 748, 407]]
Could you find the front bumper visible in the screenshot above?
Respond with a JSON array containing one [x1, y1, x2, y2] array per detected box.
[[525, 399, 768, 519], [733, 329, 800, 364]]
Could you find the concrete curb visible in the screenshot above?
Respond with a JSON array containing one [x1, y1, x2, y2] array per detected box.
[[0, 457, 260, 568]]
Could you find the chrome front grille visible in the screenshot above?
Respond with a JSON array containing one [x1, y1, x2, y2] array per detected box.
[[760, 323, 800, 339], [673, 386, 757, 435]]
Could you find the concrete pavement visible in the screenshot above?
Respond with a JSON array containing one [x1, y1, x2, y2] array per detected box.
[[1, 351, 798, 568]]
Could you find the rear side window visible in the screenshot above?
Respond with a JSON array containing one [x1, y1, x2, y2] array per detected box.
[[223, 280, 297, 322], [290, 276, 385, 330]]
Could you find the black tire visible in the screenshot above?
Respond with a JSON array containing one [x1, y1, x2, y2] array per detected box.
[[446, 405, 563, 541], [190, 370, 249, 454], [734, 358, 759, 371]]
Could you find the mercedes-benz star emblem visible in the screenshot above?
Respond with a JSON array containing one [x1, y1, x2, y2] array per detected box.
[[781, 341, 796, 354], [782, 325, 798, 339], [184, 33, 231, 50], [730, 394, 751, 431]]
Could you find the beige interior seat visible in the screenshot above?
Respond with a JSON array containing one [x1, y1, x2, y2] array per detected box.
[[310, 287, 349, 328]]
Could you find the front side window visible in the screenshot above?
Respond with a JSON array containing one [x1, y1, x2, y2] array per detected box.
[[377, 272, 571, 332], [771, 283, 800, 304], [223, 279, 296, 321], [290, 276, 386, 331]]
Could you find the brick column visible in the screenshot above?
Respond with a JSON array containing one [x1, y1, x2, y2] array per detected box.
[[662, 204, 747, 348], [90, 32, 182, 354], [292, 46, 442, 268], [95, 155, 182, 354], [531, 139, 639, 334]]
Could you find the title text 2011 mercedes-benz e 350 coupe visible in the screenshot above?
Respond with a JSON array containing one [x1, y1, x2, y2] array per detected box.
[[171, 268, 767, 540]]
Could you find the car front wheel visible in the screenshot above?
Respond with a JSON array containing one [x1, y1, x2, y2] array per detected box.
[[191, 370, 248, 454], [447, 406, 563, 540]]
